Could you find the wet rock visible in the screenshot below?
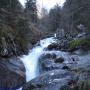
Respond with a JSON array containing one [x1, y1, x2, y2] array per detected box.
[[39, 54, 65, 72], [71, 55, 79, 60], [69, 55, 79, 64], [68, 80, 77, 89], [47, 43, 61, 50], [22, 69, 78, 90], [60, 85, 72, 90], [40, 59, 54, 72], [0, 57, 26, 89], [51, 53, 57, 59], [55, 57, 64, 63], [40, 59, 63, 72], [40, 53, 56, 60], [39, 53, 70, 72], [62, 66, 71, 70]]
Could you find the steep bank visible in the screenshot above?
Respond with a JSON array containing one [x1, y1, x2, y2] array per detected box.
[[48, 32, 90, 52], [0, 0, 43, 89], [0, 0, 43, 57]]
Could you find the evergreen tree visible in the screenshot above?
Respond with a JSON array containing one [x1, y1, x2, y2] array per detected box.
[[62, 0, 90, 34], [48, 5, 62, 32], [25, 0, 37, 23]]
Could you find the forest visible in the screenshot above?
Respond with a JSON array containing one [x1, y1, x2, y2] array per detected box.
[[0, 0, 90, 56], [0, 0, 90, 90]]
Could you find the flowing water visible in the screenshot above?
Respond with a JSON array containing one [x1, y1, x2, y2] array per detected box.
[[20, 37, 56, 82], [20, 36, 90, 86]]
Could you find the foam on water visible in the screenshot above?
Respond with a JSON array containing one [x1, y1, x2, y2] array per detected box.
[[20, 37, 56, 82]]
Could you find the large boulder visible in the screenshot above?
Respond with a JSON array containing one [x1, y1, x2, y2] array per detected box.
[[0, 57, 26, 89], [40, 59, 64, 72], [39, 53, 65, 72], [47, 43, 61, 50], [55, 57, 64, 63], [22, 69, 78, 90], [39, 53, 72, 72], [40, 53, 56, 60]]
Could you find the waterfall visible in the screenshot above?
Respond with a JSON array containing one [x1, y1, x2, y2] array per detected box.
[[20, 37, 56, 82], [19, 37, 90, 90]]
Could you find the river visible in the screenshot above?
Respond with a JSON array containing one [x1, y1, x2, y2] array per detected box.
[[20, 37, 56, 82], [19, 37, 90, 90]]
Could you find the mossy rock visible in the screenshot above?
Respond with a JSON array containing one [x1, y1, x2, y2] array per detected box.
[[67, 36, 90, 51], [68, 39, 81, 50]]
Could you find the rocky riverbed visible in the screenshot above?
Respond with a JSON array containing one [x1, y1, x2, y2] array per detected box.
[[0, 36, 89, 90], [22, 37, 90, 90]]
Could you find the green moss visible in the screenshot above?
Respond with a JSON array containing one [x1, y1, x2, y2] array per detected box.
[[69, 39, 81, 49], [67, 36, 90, 51]]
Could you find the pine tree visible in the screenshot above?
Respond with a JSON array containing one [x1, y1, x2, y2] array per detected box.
[[62, 0, 90, 34], [48, 5, 61, 32], [25, 0, 37, 23]]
